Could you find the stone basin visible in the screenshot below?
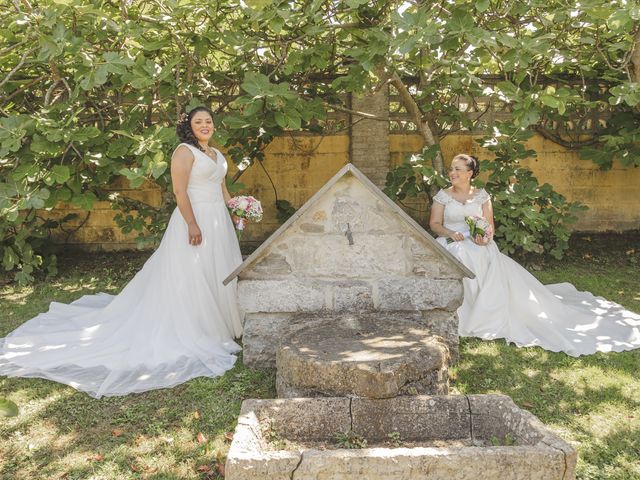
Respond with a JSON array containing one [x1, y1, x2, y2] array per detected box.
[[276, 315, 450, 398], [225, 395, 576, 480]]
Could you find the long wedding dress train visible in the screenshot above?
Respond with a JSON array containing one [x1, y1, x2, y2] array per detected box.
[[0, 143, 243, 398], [434, 189, 640, 356]]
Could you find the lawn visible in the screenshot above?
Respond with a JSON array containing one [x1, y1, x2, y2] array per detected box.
[[1, 233, 639, 480]]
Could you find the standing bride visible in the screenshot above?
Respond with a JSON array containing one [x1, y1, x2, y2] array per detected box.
[[429, 153, 640, 356], [0, 106, 244, 398]]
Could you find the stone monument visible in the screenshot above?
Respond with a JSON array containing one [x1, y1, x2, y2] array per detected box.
[[223, 163, 474, 370]]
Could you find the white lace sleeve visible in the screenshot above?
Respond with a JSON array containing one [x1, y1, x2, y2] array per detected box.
[[476, 188, 491, 205], [433, 190, 451, 205]]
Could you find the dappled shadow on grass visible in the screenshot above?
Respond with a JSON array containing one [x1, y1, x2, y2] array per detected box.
[[576, 424, 640, 480], [453, 338, 640, 478], [453, 338, 639, 419], [0, 354, 275, 479]]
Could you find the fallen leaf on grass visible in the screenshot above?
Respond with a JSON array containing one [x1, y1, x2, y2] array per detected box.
[[521, 401, 534, 409], [224, 431, 234, 442], [145, 466, 158, 474], [626, 249, 635, 256], [59, 473, 69, 479], [194, 409, 201, 419], [111, 428, 124, 437], [216, 461, 225, 476], [197, 432, 207, 444], [89, 454, 105, 462], [129, 463, 141, 473], [197, 464, 214, 474]]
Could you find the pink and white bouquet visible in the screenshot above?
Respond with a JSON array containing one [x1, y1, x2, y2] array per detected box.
[[465, 215, 493, 241], [227, 195, 263, 232]]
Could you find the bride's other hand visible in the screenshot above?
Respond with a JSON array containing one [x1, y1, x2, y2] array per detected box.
[[188, 222, 202, 246], [473, 234, 489, 246], [449, 231, 465, 242], [231, 214, 241, 225]]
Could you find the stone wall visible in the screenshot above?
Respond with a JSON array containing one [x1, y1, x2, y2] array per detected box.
[[43, 133, 640, 250]]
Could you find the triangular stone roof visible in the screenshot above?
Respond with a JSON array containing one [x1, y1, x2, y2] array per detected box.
[[223, 163, 474, 285]]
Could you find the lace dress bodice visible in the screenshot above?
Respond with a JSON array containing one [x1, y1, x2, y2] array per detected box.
[[433, 188, 490, 233]]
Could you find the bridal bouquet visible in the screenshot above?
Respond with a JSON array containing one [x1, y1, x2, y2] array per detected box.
[[227, 196, 263, 235], [465, 215, 493, 241]]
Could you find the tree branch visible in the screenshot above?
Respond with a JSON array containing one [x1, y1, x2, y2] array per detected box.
[[533, 125, 599, 149], [631, 28, 640, 83], [0, 47, 37, 90], [390, 72, 444, 174]]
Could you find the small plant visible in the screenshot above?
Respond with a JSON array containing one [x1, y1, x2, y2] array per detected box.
[[387, 430, 402, 447], [406, 386, 419, 395], [335, 430, 368, 449], [263, 420, 285, 449], [490, 433, 516, 446]]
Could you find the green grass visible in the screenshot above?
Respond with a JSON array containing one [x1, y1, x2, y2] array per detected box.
[[1, 234, 639, 479], [1, 251, 275, 480]]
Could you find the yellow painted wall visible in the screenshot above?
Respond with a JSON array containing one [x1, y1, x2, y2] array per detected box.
[[46, 133, 639, 250], [228, 135, 349, 243]]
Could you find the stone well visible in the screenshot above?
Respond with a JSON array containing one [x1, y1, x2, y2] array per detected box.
[[225, 395, 577, 480], [224, 164, 474, 367], [276, 315, 450, 398]]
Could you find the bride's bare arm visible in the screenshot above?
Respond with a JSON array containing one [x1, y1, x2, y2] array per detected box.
[[472, 198, 495, 246], [482, 198, 495, 233], [429, 201, 464, 241], [171, 146, 202, 245]]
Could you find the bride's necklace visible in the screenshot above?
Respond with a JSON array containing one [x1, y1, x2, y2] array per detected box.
[[450, 186, 476, 203], [199, 144, 217, 162]]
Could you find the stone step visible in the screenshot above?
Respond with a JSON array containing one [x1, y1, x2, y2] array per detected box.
[[276, 315, 450, 399]]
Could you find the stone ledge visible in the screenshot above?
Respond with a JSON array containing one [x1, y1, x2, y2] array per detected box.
[[275, 315, 450, 398], [226, 395, 577, 480]]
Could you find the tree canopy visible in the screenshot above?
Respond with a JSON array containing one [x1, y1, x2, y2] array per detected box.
[[1, 0, 638, 282]]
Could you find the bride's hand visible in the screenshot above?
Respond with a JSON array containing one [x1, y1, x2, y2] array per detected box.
[[449, 231, 465, 242], [188, 222, 202, 246], [473, 234, 490, 246]]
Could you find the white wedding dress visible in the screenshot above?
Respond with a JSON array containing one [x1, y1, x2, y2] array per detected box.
[[434, 188, 640, 356], [0, 143, 243, 398]]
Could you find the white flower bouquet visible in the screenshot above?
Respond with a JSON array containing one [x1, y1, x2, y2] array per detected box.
[[227, 195, 263, 236], [465, 215, 493, 241]]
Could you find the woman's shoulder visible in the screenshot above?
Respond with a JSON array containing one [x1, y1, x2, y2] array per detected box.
[[433, 188, 453, 205], [172, 143, 196, 162], [474, 187, 491, 204]]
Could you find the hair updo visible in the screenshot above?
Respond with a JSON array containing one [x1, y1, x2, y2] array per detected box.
[[452, 153, 480, 179], [176, 106, 214, 152]]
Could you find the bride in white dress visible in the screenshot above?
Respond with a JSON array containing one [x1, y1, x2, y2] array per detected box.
[[0, 107, 244, 398], [429, 154, 640, 356]]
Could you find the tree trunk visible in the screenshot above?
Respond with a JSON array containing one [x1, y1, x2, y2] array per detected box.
[[631, 29, 640, 83], [389, 73, 444, 174]]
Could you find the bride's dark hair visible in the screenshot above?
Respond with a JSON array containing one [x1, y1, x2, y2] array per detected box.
[[176, 106, 214, 152], [452, 153, 480, 179]]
